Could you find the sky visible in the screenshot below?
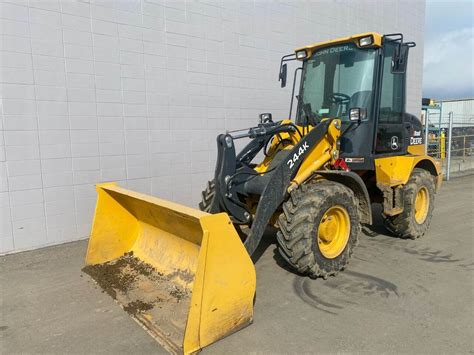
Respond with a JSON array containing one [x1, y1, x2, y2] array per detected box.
[[423, 0, 474, 99]]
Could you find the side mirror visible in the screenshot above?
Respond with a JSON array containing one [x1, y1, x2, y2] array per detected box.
[[279, 63, 287, 88], [391, 44, 409, 74]]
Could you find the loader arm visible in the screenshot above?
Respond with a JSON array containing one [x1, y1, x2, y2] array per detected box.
[[210, 119, 341, 256], [209, 120, 301, 224], [244, 120, 334, 255]]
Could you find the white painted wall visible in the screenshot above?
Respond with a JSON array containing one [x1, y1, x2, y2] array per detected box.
[[0, 0, 425, 253]]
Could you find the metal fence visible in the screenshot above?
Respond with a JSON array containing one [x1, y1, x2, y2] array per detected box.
[[425, 111, 474, 180]]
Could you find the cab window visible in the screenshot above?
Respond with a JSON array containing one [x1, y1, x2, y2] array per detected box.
[[379, 44, 405, 123]]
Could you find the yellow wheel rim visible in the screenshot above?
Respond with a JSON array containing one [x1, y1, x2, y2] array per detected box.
[[414, 187, 429, 224], [317, 205, 350, 259]]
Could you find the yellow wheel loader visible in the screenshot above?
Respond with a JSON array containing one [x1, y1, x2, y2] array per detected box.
[[84, 32, 442, 354]]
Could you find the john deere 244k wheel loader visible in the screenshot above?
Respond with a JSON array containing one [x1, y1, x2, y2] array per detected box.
[[84, 32, 442, 354]]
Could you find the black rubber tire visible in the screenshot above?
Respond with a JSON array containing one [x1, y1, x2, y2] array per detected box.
[[382, 168, 435, 239], [277, 180, 360, 279], [198, 179, 249, 241], [198, 180, 215, 212]]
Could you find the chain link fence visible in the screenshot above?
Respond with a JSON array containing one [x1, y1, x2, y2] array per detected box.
[[425, 112, 474, 180]]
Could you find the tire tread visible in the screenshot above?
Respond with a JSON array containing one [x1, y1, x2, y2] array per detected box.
[[277, 180, 360, 279]]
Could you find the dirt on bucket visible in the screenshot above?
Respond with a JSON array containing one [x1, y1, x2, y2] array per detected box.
[[82, 251, 164, 300], [82, 251, 192, 352]]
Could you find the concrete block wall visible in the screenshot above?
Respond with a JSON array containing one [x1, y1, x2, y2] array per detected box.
[[0, 0, 425, 253]]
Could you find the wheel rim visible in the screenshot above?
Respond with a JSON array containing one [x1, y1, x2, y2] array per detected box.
[[317, 205, 350, 259], [414, 186, 429, 224]]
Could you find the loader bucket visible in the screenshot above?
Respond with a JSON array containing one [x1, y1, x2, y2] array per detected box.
[[83, 183, 256, 354]]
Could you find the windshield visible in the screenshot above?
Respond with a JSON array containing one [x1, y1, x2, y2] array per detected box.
[[296, 43, 376, 124]]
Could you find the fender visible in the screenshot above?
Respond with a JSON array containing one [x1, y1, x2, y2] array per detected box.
[[375, 155, 442, 191], [312, 170, 372, 225]]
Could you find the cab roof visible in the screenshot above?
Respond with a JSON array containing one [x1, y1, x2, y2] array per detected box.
[[295, 32, 383, 58]]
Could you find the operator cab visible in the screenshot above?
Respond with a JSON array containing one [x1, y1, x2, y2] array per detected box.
[[280, 33, 421, 170]]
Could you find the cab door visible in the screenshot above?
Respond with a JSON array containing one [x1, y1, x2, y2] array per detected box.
[[374, 43, 407, 155]]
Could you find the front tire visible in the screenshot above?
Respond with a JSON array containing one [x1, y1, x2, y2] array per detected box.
[[277, 180, 360, 279], [383, 168, 435, 239]]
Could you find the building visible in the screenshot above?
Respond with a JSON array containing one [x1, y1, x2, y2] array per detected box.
[[0, 0, 426, 253], [422, 98, 474, 137], [436, 98, 474, 128]]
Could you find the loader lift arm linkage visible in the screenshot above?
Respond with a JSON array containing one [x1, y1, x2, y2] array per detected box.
[[211, 120, 334, 255]]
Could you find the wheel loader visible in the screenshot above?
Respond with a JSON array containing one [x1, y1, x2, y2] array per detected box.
[[83, 32, 442, 354]]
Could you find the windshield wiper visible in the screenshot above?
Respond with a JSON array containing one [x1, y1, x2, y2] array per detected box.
[[302, 103, 321, 125]]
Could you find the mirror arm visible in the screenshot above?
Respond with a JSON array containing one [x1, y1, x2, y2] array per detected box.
[[341, 120, 362, 137], [278, 54, 296, 80], [384, 33, 416, 75], [278, 53, 298, 88]]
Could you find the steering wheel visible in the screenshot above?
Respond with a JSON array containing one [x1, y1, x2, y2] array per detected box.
[[329, 92, 351, 104]]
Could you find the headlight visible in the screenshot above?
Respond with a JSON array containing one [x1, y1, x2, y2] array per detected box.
[[259, 113, 273, 123], [359, 36, 374, 47], [296, 50, 307, 59]]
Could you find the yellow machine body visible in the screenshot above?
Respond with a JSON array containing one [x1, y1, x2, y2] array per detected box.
[[85, 183, 256, 354], [375, 155, 443, 191]]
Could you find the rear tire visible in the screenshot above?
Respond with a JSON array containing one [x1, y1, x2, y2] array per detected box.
[[382, 168, 435, 239], [198, 180, 215, 212], [277, 180, 360, 279], [198, 179, 249, 241]]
